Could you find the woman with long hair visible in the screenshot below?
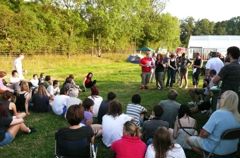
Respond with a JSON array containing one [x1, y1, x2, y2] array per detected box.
[[83, 72, 96, 91], [188, 90, 240, 155], [173, 105, 197, 149], [1, 91, 26, 118], [192, 53, 202, 88], [32, 84, 50, 112], [102, 100, 132, 147], [111, 121, 146, 158], [166, 53, 177, 88], [145, 127, 186, 158], [0, 103, 34, 147], [155, 54, 165, 90], [15, 81, 31, 115]]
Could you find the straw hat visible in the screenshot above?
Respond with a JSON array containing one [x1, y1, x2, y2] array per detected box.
[[0, 71, 7, 78]]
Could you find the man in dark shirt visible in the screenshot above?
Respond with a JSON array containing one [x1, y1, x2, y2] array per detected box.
[[142, 105, 169, 143], [97, 92, 116, 124], [213, 46, 240, 111]]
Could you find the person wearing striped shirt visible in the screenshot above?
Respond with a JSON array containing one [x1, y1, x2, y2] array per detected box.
[[126, 94, 147, 126]]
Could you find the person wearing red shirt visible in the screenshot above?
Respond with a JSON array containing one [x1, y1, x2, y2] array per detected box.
[[139, 51, 154, 89], [111, 121, 146, 158]]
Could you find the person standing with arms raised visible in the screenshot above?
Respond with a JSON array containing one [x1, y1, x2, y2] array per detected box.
[[13, 53, 25, 80]]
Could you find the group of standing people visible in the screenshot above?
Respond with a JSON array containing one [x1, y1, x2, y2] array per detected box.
[[140, 51, 201, 90]]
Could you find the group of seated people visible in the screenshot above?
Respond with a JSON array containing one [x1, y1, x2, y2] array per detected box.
[[56, 88, 240, 158], [0, 71, 97, 147], [1, 69, 240, 158]]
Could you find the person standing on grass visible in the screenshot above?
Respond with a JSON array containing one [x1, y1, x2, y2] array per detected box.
[[155, 53, 165, 90], [139, 51, 154, 89], [205, 51, 224, 78], [192, 53, 202, 88], [179, 53, 192, 89], [166, 53, 177, 88], [13, 53, 25, 80], [111, 121, 146, 158], [213, 46, 240, 112]]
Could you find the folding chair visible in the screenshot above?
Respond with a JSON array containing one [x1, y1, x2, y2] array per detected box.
[[203, 127, 240, 158], [55, 130, 97, 158]]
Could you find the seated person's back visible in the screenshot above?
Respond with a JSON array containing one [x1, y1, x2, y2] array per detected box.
[[55, 104, 94, 157], [142, 105, 169, 142], [159, 89, 180, 128], [126, 94, 147, 126]]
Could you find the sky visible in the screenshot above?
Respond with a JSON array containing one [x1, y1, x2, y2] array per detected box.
[[163, 0, 239, 22]]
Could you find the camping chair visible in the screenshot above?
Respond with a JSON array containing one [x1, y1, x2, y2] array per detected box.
[[55, 130, 97, 158], [203, 127, 240, 158]]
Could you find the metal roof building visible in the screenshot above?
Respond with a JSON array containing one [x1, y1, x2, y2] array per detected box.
[[188, 35, 240, 59]]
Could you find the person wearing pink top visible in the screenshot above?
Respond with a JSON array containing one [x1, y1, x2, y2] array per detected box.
[[0, 71, 14, 93], [111, 121, 146, 158]]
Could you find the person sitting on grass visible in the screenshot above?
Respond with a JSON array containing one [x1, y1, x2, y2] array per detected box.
[[32, 84, 51, 113], [30, 74, 39, 90], [173, 105, 197, 150], [102, 100, 132, 147], [187, 90, 240, 156], [1, 91, 26, 118], [0, 71, 14, 94], [0, 103, 35, 147], [98, 91, 117, 124], [66, 88, 82, 109], [83, 72, 96, 91], [38, 73, 44, 84], [142, 105, 169, 143], [15, 81, 31, 115], [159, 89, 181, 128], [52, 87, 70, 116], [126, 94, 147, 126], [9, 70, 21, 92], [55, 104, 94, 157], [145, 127, 186, 158], [52, 80, 60, 96], [111, 121, 146, 158], [81, 98, 102, 137], [88, 86, 103, 117]]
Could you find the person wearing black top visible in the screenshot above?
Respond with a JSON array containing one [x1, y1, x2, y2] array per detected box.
[[166, 53, 177, 88], [32, 84, 50, 112], [155, 54, 165, 90], [55, 104, 94, 158], [0, 103, 33, 146], [97, 92, 116, 124], [192, 53, 202, 88]]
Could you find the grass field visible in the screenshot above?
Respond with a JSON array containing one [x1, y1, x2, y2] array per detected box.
[[0, 54, 207, 158]]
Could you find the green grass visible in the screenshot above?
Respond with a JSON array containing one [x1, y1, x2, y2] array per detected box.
[[0, 54, 208, 158]]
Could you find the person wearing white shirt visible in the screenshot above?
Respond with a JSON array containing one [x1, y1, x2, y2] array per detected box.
[[10, 70, 20, 84], [88, 86, 103, 117], [52, 88, 70, 116], [102, 100, 132, 147], [9, 70, 21, 91], [205, 51, 224, 77], [13, 53, 25, 80], [145, 127, 186, 158], [30, 74, 39, 88]]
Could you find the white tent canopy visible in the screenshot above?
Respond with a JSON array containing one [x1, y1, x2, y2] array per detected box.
[[188, 35, 240, 59]]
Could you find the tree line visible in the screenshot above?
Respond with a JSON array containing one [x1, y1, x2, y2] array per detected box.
[[180, 16, 240, 47], [0, 0, 180, 55]]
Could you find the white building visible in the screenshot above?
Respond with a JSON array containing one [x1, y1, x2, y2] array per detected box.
[[188, 35, 240, 59]]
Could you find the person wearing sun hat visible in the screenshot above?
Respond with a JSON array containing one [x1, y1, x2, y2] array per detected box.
[[0, 71, 14, 93]]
